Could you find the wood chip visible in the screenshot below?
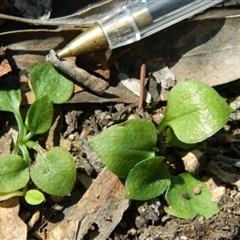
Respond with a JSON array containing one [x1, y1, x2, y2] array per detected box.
[[0, 59, 11, 77], [207, 160, 240, 187], [0, 197, 27, 240], [48, 167, 130, 240]]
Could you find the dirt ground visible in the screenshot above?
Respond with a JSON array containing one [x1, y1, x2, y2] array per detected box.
[[25, 100, 240, 240], [1, 1, 240, 240]]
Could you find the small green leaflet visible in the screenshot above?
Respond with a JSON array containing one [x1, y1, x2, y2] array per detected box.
[[158, 80, 232, 144], [125, 157, 171, 200], [25, 95, 53, 136], [165, 173, 219, 219], [30, 147, 76, 196], [24, 189, 45, 205], [88, 119, 157, 178], [0, 154, 29, 193], [30, 62, 74, 104]]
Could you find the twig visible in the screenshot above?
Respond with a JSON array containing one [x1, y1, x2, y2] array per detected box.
[[216, 155, 240, 168], [112, 61, 147, 120], [46, 50, 109, 95], [138, 62, 146, 109], [0, 13, 91, 27], [112, 102, 138, 121]]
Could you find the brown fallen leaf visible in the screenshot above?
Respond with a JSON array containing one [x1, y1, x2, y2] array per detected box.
[[48, 167, 130, 240], [3, 8, 239, 105], [0, 59, 12, 77], [114, 9, 240, 87], [0, 133, 12, 157], [171, 14, 240, 86], [1, 29, 81, 72], [0, 197, 27, 240], [0, 0, 127, 27]]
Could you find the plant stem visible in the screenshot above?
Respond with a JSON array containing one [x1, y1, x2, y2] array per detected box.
[[25, 140, 45, 155], [21, 132, 34, 143], [19, 144, 30, 163], [14, 111, 27, 143], [12, 145, 20, 155]]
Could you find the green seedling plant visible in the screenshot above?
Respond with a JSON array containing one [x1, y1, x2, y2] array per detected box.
[[0, 62, 76, 205], [89, 80, 232, 219]]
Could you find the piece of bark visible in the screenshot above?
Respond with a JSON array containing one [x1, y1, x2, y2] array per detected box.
[[48, 167, 129, 240], [79, 139, 104, 173], [69, 77, 139, 103], [0, 197, 27, 240], [207, 160, 240, 187], [1, 29, 81, 72], [0, 59, 12, 77], [0, 133, 12, 157], [47, 50, 109, 95]]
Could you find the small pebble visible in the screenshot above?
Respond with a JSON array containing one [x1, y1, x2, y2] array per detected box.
[[180, 236, 189, 240], [193, 185, 201, 195], [198, 216, 205, 222], [235, 192, 240, 199], [230, 189, 238, 198], [68, 134, 75, 140], [28, 210, 40, 229], [152, 112, 164, 124], [128, 114, 139, 120], [127, 228, 137, 235], [181, 150, 203, 174], [161, 215, 171, 223]]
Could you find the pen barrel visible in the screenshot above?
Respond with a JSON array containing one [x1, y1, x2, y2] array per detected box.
[[98, 0, 222, 49], [98, 3, 152, 49]]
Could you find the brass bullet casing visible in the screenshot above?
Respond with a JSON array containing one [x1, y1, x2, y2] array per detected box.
[[57, 23, 109, 58]]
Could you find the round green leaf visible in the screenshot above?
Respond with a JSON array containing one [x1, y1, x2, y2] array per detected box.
[[88, 119, 157, 178], [30, 147, 76, 196], [24, 189, 45, 205], [125, 157, 171, 200], [25, 95, 53, 136], [30, 62, 74, 104], [0, 155, 29, 193], [158, 80, 232, 143], [165, 173, 219, 219]]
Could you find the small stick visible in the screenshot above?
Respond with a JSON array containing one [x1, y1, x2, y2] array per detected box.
[[46, 50, 109, 95], [138, 62, 146, 109], [112, 102, 138, 121], [112, 61, 147, 120], [216, 155, 240, 168], [0, 13, 91, 27]]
